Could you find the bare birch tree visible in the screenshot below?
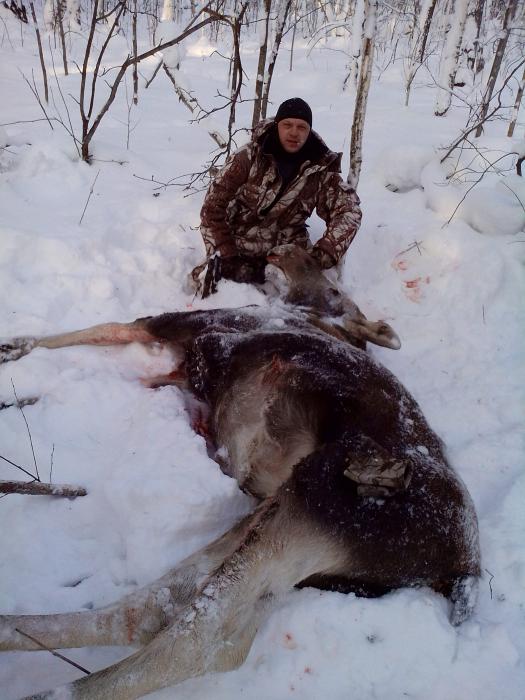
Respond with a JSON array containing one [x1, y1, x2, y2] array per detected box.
[[261, 0, 293, 119], [434, 0, 470, 117], [507, 63, 525, 138], [348, 0, 376, 188], [463, 0, 485, 79], [30, 1, 49, 103], [405, 0, 438, 106], [252, 0, 272, 127], [475, 0, 519, 137], [343, 0, 364, 91]]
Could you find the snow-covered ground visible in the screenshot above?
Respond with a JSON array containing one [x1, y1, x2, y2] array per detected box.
[[1, 10, 524, 699]]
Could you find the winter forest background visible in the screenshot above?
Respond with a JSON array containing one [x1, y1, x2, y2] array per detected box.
[[0, 0, 524, 698]]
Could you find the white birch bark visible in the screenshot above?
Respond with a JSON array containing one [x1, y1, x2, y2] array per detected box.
[[66, 0, 80, 28], [343, 0, 364, 91], [348, 0, 377, 188], [475, 0, 519, 137], [161, 0, 175, 23], [507, 64, 525, 138], [261, 0, 292, 119], [43, 0, 54, 29], [252, 0, 272, 128], [434, 0, 470, 116], [462, 0, 485, 80]]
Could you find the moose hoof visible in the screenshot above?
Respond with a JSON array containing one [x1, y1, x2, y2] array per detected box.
[[0, 338, 37, 364]]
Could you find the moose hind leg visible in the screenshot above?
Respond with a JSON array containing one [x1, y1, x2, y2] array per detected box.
[[449, 575, 479, 626], [26, 499, 346, 700], [0, 506, 271, 654]]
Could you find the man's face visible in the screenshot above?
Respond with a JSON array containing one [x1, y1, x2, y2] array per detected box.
[[277, 118, 310, 153]]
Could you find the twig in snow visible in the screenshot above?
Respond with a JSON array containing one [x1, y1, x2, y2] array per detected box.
[[18, 69, 54, 131], [79, 170, 101, 225], [48, 37, 81, 158], [11, 379, 40, 481], [484, 568, 494, 599], [14, 628, 91, 674], [0, 480, 87, 498], [0, 453, 39, 481], [398, 241, 423, 257], [499, 181, 525, 215], [49, 443, 55, 484]]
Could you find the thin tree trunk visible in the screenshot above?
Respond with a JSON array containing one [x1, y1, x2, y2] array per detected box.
[[507, 64, 525, 138], [289, 8, 297, 71], [434, 0, 469, 117], [475, 0, 518, 137], [465, 0, 486, 76], [132, 0, 138, 104], [30, 1, 49, 103], [252, 0, 272, 128], [343, 0, 364, 92], [261, 0, 292, 119], [57, 0, 69, 75], [405, 0, 438, 106], [348, 0, 376, 188]]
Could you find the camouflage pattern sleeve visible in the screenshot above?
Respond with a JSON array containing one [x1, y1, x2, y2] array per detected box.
[[311, 171, 362, 268], [200, 147, 252, 258]]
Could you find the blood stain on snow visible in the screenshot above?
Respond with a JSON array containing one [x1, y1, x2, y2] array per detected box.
[[283, 632, 297, 649]]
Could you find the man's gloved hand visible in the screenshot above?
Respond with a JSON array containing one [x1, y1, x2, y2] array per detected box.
[[220, 256, 267, 284], [201, 255, 222, 299], [201, 254, 267, 299]]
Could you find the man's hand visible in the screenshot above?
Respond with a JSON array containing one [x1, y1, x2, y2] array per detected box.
[[201, 255, 222, 299], [201, 254, 267, 298], [220, 256, 266, 284]]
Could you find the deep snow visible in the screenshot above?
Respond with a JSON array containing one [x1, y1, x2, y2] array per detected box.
[[1, 9, 524, 699]]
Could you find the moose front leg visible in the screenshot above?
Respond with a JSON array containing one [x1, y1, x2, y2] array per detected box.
[[0, 320, 158, 364]]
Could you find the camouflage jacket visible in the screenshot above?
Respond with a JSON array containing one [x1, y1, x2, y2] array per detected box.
[[199, 120, 362, 269]]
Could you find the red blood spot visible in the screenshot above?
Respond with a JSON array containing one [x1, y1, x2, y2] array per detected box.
[[304, 666, 312, 674], [404, 278, 421, 288]]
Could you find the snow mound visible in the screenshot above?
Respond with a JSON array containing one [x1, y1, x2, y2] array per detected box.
[[420, 159, 525, 236], [379, 145, 433, 192]]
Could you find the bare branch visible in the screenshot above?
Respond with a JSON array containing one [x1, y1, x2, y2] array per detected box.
[[11, 379, 39, 481], [79, 170, 101, 224], [13, 628, 90, 672], [0, 454, 39, 481], [0, 480, 87, 498]]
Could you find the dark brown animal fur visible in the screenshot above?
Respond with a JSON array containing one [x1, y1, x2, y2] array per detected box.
[[0, 304, 480, 699]]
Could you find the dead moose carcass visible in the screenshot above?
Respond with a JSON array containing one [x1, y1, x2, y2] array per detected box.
[[0, 304, 480, 700]]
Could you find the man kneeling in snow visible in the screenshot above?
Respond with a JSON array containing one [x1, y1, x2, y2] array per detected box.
[[190, 98, 362, 296]]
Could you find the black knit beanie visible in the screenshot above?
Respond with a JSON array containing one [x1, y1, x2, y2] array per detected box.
[[275, 98, 312, 127]]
